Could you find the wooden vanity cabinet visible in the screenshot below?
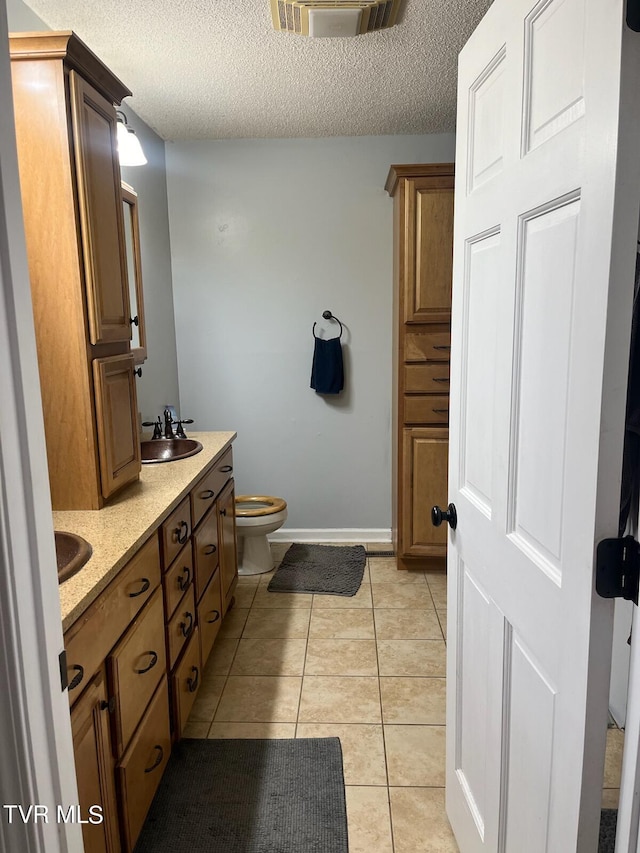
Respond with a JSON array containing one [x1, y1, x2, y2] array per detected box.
[[386, 164, 454, 570], [218, 479, 239, 613], [9, 32, 140, 510]]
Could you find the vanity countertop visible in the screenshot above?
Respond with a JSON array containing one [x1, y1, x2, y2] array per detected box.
[[55, 431, 236, 631]]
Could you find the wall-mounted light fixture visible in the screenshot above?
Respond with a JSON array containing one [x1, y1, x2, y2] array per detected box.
[[115, 110, 147, 166]]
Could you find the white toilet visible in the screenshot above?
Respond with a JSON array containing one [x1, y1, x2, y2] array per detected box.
[[235, 495, 288, 575]]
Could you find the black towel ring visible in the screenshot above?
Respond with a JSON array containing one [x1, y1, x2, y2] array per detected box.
[[312, 310, 343, 340]]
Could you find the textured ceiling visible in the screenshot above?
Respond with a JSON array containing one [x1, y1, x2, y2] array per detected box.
[[22, 0, 493, 140]]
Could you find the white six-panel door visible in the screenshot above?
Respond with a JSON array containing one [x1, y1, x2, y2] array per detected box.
[[447, 1, 640, 850]]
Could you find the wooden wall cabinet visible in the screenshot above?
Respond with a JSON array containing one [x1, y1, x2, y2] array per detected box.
[[9, 32, 141, 509], [386, 164, 454, 570]]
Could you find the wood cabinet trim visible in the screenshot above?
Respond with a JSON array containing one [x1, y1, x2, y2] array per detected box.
[[385, 162, 455, 196], [121, 182, 147, 364]]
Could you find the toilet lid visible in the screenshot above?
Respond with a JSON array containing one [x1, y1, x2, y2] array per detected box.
[[235, 495, 287, 517]]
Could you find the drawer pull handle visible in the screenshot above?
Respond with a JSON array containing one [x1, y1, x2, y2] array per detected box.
[[432, 409, 448, 414], [68, 665, 84, 691], [220, 508, 227, 517], [187, 666, 200, 693], [178, 566, 192, 591], [432, 377, 449, 383], [433, 345, 451, 351], [204, 544, 217, 555], [100, 696, 116, 714], [206, 609, 221, 624], [128, 577, 150, 598], [220, 465, 233, 473], [180, 611, 194, 637], [176, 520, 189, 545], [144, 745, 164, 773], [201, 489, 215, 500], [135, 650, 158, 675]]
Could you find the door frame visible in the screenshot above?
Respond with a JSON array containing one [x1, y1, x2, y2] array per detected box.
[[0, 5, 82, 851]]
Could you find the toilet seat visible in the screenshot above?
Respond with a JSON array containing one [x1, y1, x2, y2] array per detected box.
[[235, 495, 287, 517]]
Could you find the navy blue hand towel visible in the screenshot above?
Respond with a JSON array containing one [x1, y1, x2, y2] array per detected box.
[[310, 336, 344, 395]]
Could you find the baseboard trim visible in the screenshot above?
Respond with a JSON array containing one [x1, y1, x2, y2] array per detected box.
[[268, 528, 392, 543]]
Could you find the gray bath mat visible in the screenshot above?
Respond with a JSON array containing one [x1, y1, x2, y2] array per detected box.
[[268, 543, 366, 596], [599, 809, 617, 852], [134, 737, 348, 853]]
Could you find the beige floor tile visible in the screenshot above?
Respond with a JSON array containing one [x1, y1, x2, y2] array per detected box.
[[375, 608, 442, 640], [305, 639, 378, 676], [345, 787, 394, 853], [372, 584, 433, 609], [258, 569, 278, 586], [233, 584, 258, 608], [243, 607, 311, 639], [437, 610, 447, 638], [251, 587, 315, 609], [429, 586, 447, 609], [380, 677, 446, 724], [208, 722, 296, 738], [309, 609, 375, 639], [214, 675, 302, 722], [604, 727, 625, 788], [205, 638, 239, 675], [269, 542, 292, 561], [230, 638, 307, 676], [385, 725, 446, 786], [602, 789, 620, 809], [313, 584, 373, 609], [377, 639, 446, 677], [218, 607, 249, 639], [365, 542, 394, 552], [390, 787, 459, 853], [296, 723, 387, 786], [181, 721, 210, 738], [298, 676, 381, 723], [370, 559, 426, 583], [424, 572, 447, 587], [188, 675, 227, 722]]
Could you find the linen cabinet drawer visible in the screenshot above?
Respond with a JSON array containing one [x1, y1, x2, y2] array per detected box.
[[198, 568, 223, 666], [117, 676, 171, 853], [404, 363, 450, 393], [172, 627, 202, 740], [405, 329, 451, 362], [65, 535, 161, 705], [163, 544, 193, 620], [404, 395, 450, 425], [161, 496, 191, 569], [166, 585, 197, 670], [193, 507, 219, 602], [191, 447, 234, 528], [108, 588, 166, 756]]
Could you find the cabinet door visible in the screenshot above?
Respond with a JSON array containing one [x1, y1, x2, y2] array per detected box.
[[404, 178, 454, 324], [192, 507, 219, 602], [217, 479, 238, 609], [401, 428, 449, 556], [71, 668, 121, 853], [70, 70, 131, 345], [93, 354, 141, 500]]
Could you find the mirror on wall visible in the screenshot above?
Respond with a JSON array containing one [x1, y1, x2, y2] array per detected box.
[[121, 181, 147, 364]]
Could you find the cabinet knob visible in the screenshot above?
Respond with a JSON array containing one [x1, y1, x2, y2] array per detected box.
[[135, 650, 158, 674], [187, 666, 200, 693], [68, 664, 84, 691], [180, 611, 194, 637], [128, 577, 150, 598], [178, 566, 192, 591], [431, 503, 457, 531], [134, 367, 142, 378], [100, 696, 116, 714], [175, 521, 189, 545], [129, 316, 139, 327], [144, 745, 164, 773]]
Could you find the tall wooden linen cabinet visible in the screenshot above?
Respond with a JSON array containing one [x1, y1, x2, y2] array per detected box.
[[385, 164, 454, 571]]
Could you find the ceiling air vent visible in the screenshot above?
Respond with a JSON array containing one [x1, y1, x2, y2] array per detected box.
[[270, 0, 401, 37]]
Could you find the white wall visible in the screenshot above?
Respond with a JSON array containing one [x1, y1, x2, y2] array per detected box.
[[166, 134, 455, 532]]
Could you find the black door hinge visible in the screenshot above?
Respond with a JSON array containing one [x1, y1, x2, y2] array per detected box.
[[628, 0, 640, 32], [59, 650, 68, 692], [596, 535, 640, 605]]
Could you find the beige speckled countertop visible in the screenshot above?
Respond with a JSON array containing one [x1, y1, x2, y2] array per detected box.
[[54, 431, 236, 632]]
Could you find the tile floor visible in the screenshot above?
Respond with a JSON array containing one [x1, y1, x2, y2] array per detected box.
[[183, 541, 625, 851]]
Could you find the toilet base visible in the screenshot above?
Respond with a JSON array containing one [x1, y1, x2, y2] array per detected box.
[[238, 533, 274, 575]]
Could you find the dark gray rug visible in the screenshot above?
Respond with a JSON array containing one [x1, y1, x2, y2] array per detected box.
[[134, 738, 348, 853], [599, 809, 617, 852], [268, 543, 366, 596]]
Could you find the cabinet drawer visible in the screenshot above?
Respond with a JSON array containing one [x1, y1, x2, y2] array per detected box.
[[198, 568, 222, 667], [171, 627, 202, 740], [405, 329, 451, 362], [193, 506, 219, 602], [117, 676, 171, 853], [109, 588, 166, 756], [161, 496, 192, 569], [163, 544, 194, 620], [166, 585, 197, 671], [404, 363, 450, 393], [65, 535, 161, 704], [404, 395, 449, 425], [191, 447, 234, 529]]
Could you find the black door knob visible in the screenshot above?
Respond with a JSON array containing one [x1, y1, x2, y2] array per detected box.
[[431, 503, 457, 530]]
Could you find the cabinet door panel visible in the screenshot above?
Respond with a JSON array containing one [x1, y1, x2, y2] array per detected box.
[[218, 480, 238, 607], [198, 568, 222, 667], [166, 584, 196, 670], [193, 508, 219, 602], [402, 428, 449, 555], [171, 628, 202, 740], [70, 71, 131, 345], [93, 354, 141, 500]]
